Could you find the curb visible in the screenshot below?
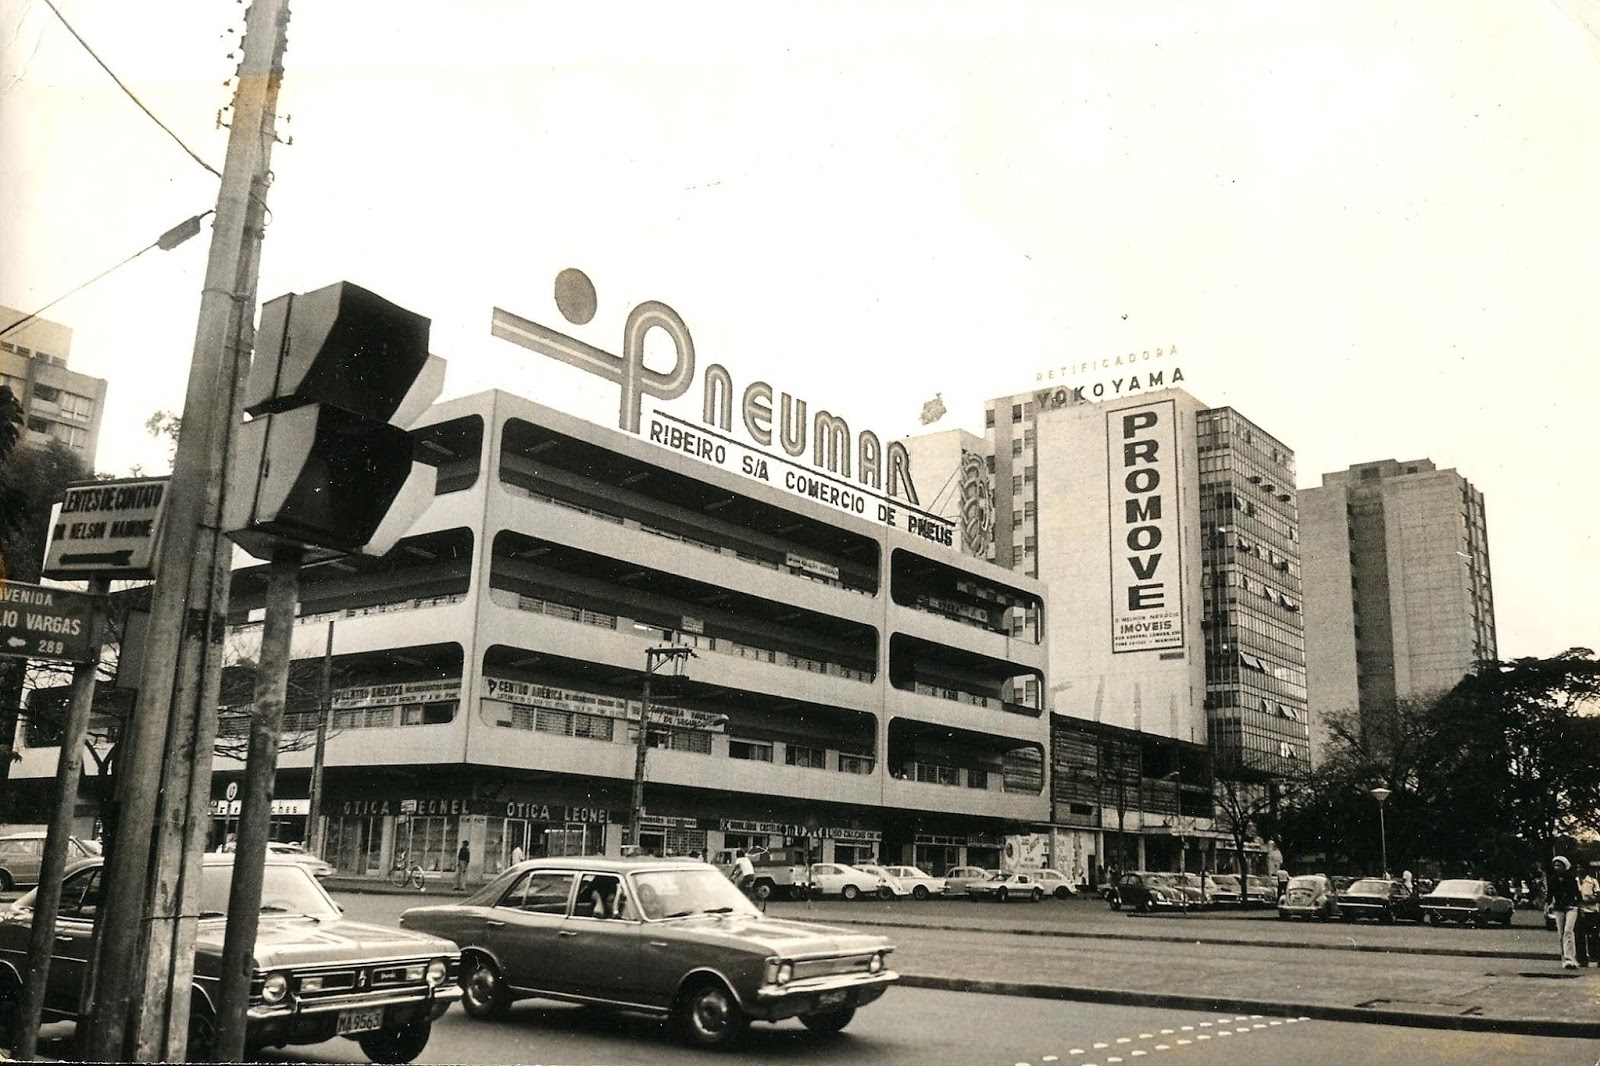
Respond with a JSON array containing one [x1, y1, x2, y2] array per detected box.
[[816, 916, 1552, 962], [897, 974, 1600, 1039]]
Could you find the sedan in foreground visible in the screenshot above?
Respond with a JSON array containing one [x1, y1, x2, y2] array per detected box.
[[1419, 878, 1515, 927], [1337, 878, 1423, 923], [400, 857, 897, 1049], [0, 855, 459, 1062]]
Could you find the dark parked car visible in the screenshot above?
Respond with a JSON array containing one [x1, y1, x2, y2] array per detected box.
[[1336, 878, 1423, 923], [1419, 878, 1515, 927], [400, 856, 897, 1049], [0, 832, 99, 891], [1108, 871, 1187, 912], [0, 854, 460, 1062], [1278, 874, 1339, 920]]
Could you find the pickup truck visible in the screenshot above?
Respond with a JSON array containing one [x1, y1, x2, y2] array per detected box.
[[710, 847, 812, 900]]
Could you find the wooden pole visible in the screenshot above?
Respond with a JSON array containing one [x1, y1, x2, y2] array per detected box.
[[13, 578, 109, 1061]]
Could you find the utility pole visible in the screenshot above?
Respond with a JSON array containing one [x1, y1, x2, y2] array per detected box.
[[629, 646, 695, 848], [307, 620, 334, 857], [79, 2, 291, 1061]]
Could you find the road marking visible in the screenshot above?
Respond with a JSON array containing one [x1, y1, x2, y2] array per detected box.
[[1094, 1042, 1109, 1049], [1159, 1028, 1173, 1034], [1138, 1032, 1153, 1038], [1180, 1025, 1194, 1030], [1197, 1034, 1211, 1041], [1154, 1044, 1169, 1051], [1177, 1039, 1192, 1046]]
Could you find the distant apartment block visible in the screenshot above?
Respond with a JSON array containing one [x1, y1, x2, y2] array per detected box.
[[1, 306, 107, 462], [1300, 459, 1496, 758]]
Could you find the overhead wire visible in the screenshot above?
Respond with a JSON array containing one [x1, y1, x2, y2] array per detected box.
[[39, 0, 223, 179], [0, 213, 212, 340]]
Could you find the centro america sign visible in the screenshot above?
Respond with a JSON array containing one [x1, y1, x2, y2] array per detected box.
[[491, 269, 954, 547]]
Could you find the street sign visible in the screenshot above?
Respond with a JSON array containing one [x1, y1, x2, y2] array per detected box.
[[42, 477, 170, 579], [0, 580, 103, 663]]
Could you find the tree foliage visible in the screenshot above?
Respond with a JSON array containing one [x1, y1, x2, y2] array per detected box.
[[1279, 649, 1600, 877]]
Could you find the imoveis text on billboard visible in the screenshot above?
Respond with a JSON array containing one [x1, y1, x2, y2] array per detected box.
[[1108, 400, 1184, 653]]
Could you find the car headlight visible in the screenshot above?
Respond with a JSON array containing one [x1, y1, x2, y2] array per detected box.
[[261, 971, 290, 1005], [425, 959, 449, 987], [764, 958, 794, 985], [868, 952, 884, 974]]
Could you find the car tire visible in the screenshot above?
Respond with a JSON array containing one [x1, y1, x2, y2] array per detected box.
[[1381, 909, 1396, 925], [791, 884, 810, 901], [462, 956, 512, 1020], [1340, 912, 1354, 923], [996, 887, 1009, 903], [752, 880, 774, 902], [1138, 899, 1153, 914], [912, 885, 930, 901], [1500, 911, 1514, 927], [1428, 913, 1442, 926], [1031, 889, 1043, 902], [356, 1020, 432, 1064], [841, 884, 860, 901], [0, 969, 22, 1049], [1055, 886, 1071, 900], [877, 886, 894, 901], [675, 977, 749, 1049], [799, 1006, 856, 1034], [1109, 894, 1123, 911], [185, 998, 217, 1064]]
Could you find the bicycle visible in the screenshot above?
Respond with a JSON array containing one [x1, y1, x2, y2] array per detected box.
[[388, 852, 425, 890]]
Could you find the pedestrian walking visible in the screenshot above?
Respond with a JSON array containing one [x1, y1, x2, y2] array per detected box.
[[1549, 855, 1582, 969], [510, 842, 525, 867], [455, 839, 471, 891], [1578, 862, 1600, 967]]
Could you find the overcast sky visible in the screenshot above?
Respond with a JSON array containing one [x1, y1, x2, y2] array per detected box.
[[2, 0, 1597, 661]]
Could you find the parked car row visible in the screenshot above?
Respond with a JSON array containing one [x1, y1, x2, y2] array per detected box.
[[1276, 874, 1516, 926], [708, 858, 1087, 903]]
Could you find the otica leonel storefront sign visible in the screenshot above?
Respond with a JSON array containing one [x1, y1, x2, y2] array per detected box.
[[491, 269, 955, 547]]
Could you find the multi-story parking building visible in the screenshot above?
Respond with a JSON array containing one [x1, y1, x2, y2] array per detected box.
[[10, 389, 1049, 882]]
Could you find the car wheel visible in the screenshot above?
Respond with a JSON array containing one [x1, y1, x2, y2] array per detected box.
[[841, 884, 860, 901], [1340, 912, 1354, 923], [0, 871, 12, 893], [1138, 899, 1153, 914], [1381, 908, 1396, 925], [752, 880, 774, 902], [791, 884, 810, 901], [185, 998, 217, 1064], [675, 977, 749, 1049], [799, 1006, 856, 1034], [1110, 895, 1123, 911], [912, 885, 930, 901], [462, 956, 512, 1020], [1055, 886, 1071, 900], [0, 969, 22, 1048], [996, 887, 1009, 903], [876, 885, 894, 901], [1031, 889, 1043, 902], [1500, 911, 1514, 927], [356, 1020, 432, 1064]]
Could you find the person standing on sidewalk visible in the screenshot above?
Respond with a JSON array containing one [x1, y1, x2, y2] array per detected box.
[[1577, 862, 1600, 967], [455, 838, 472, 892], [1549, 855, 1582, 969]]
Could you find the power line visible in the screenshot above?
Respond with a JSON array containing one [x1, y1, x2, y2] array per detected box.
[[0, 213, 211, 340], [39, 0, 223, 179]]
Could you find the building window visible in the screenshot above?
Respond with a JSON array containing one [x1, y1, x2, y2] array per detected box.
[[1012, 439, 1023, 456], [838, 753, 875, 774], [985, 409, 996, 428], [1012, 474, 1023, 492], [1012, 404, 1023, 423], [965, 768, 989, 789], [986, 455, 995, 473], [729, 740, 773, 762], [785, 744, 826, 769], [32, 384, 61, 403], [399, 700, 457, 725], [26, 417, 48, 433]]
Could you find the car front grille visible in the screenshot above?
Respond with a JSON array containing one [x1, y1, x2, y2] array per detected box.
[[791, 953, 880, 981]]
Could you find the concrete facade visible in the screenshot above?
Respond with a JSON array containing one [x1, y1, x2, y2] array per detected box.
[[0, 306, 107, 463], [1301, 459, 1496, 759]]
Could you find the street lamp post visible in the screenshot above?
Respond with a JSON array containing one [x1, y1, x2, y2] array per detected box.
[[630, 645, 696, 850], [1370, 786, 1392, 878]]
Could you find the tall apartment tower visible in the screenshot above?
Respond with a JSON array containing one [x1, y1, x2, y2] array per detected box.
[[1300, 459, 1496, 757], [983, 386, 1310, 776], [0, 307, 107, 462]]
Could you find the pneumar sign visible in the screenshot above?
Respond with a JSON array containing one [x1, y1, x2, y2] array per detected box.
[[491, 269, 955, 547], [1108, 399, 1184, 654]]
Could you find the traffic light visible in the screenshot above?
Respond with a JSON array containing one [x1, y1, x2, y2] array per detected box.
[[224, 282, 445, 560]]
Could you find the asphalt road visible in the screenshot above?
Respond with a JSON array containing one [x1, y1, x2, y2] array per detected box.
[[221, 987, 1596, 1065]]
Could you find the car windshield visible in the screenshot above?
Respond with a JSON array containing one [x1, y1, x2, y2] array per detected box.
[[1142, 874, 1173, 886], [1288, 876, 1323, 890], [1212, 875, 1240, 888], [631, 867, 762, 920], [1432, 879, 1484, 895], [1348, 879, 1393, 895], [885, 867, 921, 878], [197, 863, 341, 919]]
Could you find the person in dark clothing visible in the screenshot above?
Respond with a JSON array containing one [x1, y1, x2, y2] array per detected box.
[[1549, 855, 1581, 969]]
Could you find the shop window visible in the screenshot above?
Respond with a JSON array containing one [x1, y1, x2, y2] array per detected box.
[[32, 384, 60, 403], [400, 700, 457, 725]]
